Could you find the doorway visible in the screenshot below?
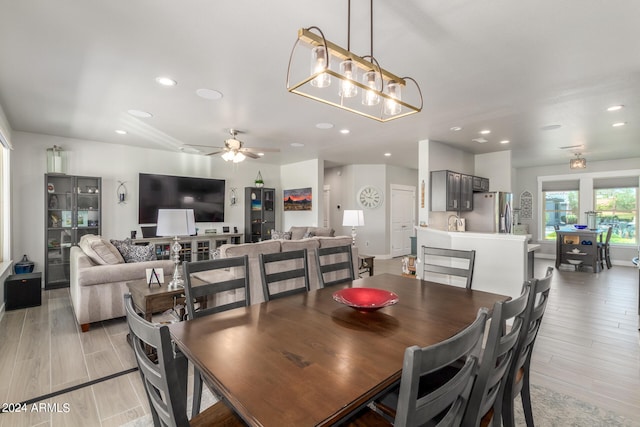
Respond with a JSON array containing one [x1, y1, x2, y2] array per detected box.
[[390, 184, 416, 257]]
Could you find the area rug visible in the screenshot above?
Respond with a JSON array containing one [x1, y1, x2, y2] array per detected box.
[[122, 383, 638, 426]]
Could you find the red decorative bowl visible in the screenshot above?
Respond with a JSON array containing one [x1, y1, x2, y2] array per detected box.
[[333, 288, 399, 312]]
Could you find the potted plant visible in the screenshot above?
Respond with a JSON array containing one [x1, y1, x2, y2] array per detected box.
[[255, 171, 264, 188]]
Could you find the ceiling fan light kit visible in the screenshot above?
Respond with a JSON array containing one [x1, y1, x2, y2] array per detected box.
[[286, 0, 422, 122], [189, 129, 279, 162]]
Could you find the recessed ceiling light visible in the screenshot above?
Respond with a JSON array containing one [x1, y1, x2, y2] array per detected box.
[[340, 129, 350, 134], [127, 109, 153, 118], [607, 105, 624, 112], [384, 153, 391, 157], [479, 129, 491, 135], [115, 129, 127, 135], [540, 124, 562, 131], [500, 140, 510, 144], [612, 122, 626, 127], [196, 88, 223, 100], [450, 126, 462, 131], [315, 122, 334, 129], [291, 142, 305, 147], [155, 76, 177, 86]]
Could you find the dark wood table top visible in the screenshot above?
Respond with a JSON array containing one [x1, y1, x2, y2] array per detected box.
[[169, 273, 509, 427]]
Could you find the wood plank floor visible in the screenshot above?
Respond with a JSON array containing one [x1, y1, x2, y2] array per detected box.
[[0, 257, 638, 426]]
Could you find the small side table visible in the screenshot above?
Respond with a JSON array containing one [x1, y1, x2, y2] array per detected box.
[[5, 272, 42, 310], [358, 254, 375, 277], [126, 279, 189, 322]]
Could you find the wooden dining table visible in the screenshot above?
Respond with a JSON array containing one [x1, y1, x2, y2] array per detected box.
[[169, 273, 510, 427]]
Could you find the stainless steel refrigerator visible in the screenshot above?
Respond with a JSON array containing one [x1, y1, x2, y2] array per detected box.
[[465, 192, 513, 233]]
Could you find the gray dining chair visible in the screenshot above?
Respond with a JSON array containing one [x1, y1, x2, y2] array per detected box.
[[461, 282, 531, 426], [259, 249, 311, 301], [316, 244, 356, 288], [182, 255, 250, 416], [124, 294, 245, 427], [345, 308, 489, 427], [421, 246, 476, 289], [501, 266, 553, 427], [598, 226, 613, 269]]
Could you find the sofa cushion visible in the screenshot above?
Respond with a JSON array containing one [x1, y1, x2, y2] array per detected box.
[[79, 234, 124, 265], [309, 227, 335, 237], [280, 237, 320, 252], [315, 236, 353, 248], [289, 226, 308, 240], [111, 238, 157, 263]]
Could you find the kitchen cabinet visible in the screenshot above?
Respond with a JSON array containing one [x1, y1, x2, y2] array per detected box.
[[45, 174, 101, 289], [472, 176, 490, 192], [430, 170, 473, 212], [245, 187, 276, 242]]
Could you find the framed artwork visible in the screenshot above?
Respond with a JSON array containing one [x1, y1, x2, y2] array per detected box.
[[62, 211, 73, 227], [284, 187, 312, 211], [77, 210, 88, 227]]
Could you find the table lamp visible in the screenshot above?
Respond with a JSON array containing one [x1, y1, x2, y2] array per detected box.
[[156, 209, 196, 289], [342, 210, 365, 246]]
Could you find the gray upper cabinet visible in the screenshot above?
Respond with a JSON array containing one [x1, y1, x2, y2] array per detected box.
[[472, 176, 490, 192], [431, 170, 476, 212]]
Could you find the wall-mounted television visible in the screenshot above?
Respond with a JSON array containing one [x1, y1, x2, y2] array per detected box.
[[138, 173, 225, 224]]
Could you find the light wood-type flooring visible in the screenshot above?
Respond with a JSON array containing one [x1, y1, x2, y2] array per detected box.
[[0, 257, 638, 426]]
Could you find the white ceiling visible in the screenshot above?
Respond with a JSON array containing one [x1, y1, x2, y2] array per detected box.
[[1, 0, 639, 170]]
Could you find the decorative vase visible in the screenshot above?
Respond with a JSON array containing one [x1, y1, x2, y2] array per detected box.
[[15, 254, 35, 274]]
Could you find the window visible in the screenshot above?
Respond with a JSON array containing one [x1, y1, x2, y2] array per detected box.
[[541, 179, 580, 240], [594, 187, 637, 246], [543, 190, 579, 240]]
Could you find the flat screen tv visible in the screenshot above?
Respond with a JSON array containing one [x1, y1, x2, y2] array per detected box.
[[138, 173, 225, 224]]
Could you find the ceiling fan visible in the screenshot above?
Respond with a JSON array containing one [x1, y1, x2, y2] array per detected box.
[[190, 129, 279, 162]]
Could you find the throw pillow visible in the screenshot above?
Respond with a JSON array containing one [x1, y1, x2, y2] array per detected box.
[[302, 231, 315, 239], [271, 229, 292, 240], [289, 226, 308, 240], [110, 238, 157, 263], [312, 227, 335, 237], [79, 234, 124, 265]]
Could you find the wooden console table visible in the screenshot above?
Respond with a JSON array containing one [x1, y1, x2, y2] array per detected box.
[[555, 228, 603, 273]]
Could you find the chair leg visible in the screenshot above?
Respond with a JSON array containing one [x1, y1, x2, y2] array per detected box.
[[605, 247, 612, 269], [521, 370, 535, 427], [192, 367, 203, 416], [501, 394, 516, 427]]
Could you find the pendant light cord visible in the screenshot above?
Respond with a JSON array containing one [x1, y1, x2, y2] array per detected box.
[[369, 0, 373, 58], [347, 0, 351, 51]]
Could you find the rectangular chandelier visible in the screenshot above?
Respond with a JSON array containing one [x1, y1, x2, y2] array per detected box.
[[287, 28, 423, 122], [569, 154, 587, 169]]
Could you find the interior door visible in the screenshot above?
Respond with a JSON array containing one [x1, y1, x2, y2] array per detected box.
[[391, 185, 416, 257]]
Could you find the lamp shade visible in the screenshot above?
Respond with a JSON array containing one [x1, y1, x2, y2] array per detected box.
[[342, 210, 365, 227], [156, 209, 196, 237]]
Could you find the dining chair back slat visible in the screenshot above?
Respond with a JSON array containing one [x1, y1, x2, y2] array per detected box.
[[394, 308, 489, 427], [461, 282, 531, 427], [259, 249, 310, 301], [422, 246, 476, 289], [125, 293, 188, 427], [501, 266, 553, 427], [182, 255, 250, 416], [316, 245, 356, 288]]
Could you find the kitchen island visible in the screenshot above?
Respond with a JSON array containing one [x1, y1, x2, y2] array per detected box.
[[416, 227, 539, 298]]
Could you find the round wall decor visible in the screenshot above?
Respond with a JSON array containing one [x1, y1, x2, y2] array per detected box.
[[357, 185, 383, 209]]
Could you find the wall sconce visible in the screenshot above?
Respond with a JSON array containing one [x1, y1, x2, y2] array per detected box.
[[46, 145, 66, 174], [117, 181, 127, 203], [229, 187, 238, 206]]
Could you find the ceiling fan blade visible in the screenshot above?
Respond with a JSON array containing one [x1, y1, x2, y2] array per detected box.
[[205, 150, 225, 156], [241, 147, 280, 153], [187, 144, 225, 149], [243, 152, 260, 159]]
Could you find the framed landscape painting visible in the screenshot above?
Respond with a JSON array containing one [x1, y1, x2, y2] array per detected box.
[[284, 187, 312, 211]]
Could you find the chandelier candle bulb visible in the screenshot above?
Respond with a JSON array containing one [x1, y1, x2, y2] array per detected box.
[[339, 59, 358, 98], [310, 45, 331, 88]]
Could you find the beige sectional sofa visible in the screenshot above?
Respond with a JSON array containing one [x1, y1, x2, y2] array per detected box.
[[218, 235, 358, 304], [70, 241, 173, 331]]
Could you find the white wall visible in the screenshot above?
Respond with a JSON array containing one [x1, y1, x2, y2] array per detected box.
[[474, 150, 512, 192], [280, 159, 322, 230], [11, 131, 282, 275]]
